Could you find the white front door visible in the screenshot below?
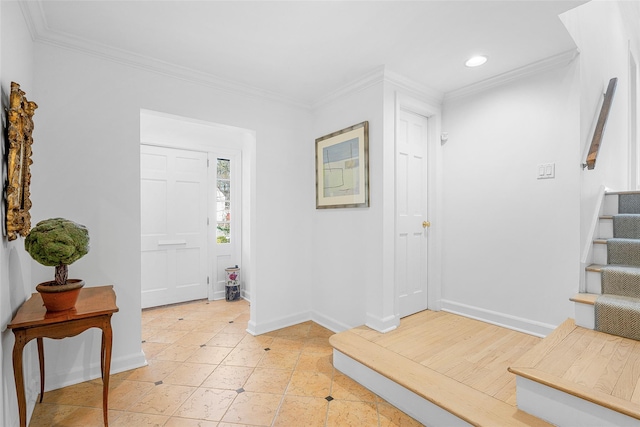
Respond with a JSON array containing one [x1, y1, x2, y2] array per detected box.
[[397, 109, 429, 318], [140, 145, 208, 308]]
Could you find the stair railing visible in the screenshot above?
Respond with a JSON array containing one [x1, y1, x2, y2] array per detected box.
[[583, 77, 618, 170]]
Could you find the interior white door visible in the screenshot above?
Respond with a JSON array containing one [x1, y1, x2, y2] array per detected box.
[[140, 145, 208, 308], [397, 109, 429, 318]]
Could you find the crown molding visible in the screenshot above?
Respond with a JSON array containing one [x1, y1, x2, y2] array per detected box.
[[383, 69, 444, 106], [20, 1, 310, 110], [444, 49, 579, 102], [18, 0, 44, 41], [311, 65, 387, 109], [312, 65, 444, 110]]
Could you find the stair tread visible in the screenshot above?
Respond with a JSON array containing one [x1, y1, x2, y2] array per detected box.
[[595, 237, 640, 243], [606, 190, 640, 195], [586, 263, 605, 272], [587, 263, 640, 272], [570, 293, 598, 305]]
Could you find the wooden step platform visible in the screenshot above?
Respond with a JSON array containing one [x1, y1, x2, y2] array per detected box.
[[329, 310, 550, 426], [331, 312, 640, 426]]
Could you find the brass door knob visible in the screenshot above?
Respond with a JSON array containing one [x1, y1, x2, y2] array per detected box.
[[422, 221, 431, 228]]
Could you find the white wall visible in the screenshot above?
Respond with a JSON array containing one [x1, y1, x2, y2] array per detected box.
[[0, 2, 39, 425], [561, 1, 637, 256], [26, 40, 313, 391], [310, 82, 386, 331], [441, 61, 581, 334]]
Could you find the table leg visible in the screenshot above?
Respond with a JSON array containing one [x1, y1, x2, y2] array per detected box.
[[101, 330, 105, 380], [12, 331, 27, 427], [101, 320, 113, 427], [37, 337, 45, 403]]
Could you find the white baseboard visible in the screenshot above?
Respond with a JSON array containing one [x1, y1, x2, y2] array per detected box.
[[245, 310, 311, 336], [516, 376, 637, 426], [310, 310, 352, 333], [333, 350, 471, 427], [365, 312, 399, 333], [44, 351, 147, 392], [440, 300, 556, 337]]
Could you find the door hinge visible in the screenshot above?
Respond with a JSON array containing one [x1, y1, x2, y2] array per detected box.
[[207, 158, 210, 167], [207, 217, 209, 226], [207, 276, 210, 284]]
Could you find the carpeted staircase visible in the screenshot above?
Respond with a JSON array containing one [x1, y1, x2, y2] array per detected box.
[[594, 192, 640, 340]]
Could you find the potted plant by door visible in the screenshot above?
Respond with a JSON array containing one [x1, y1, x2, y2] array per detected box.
[[25, 218, 90, 311]]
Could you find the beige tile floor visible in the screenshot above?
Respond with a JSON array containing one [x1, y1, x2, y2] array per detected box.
[[29, 298, 423, 426]]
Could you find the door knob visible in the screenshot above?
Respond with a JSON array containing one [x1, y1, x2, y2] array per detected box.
[[422, 221, 431, 228]]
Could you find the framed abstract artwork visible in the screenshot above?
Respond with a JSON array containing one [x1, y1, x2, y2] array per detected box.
[[315, 121, 369, 209]]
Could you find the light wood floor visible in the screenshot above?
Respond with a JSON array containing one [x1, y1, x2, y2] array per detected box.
[[344, 310, 541, 405]]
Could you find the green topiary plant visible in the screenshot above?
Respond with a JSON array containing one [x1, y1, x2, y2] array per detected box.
[[25, 218, 90, 285]]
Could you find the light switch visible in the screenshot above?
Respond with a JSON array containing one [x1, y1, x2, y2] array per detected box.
[[537, 163, 555, 179]]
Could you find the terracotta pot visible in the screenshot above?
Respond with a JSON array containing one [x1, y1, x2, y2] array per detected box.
[[35, 279, 85, 312]]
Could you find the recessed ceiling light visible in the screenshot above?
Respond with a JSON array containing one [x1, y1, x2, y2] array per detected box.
[[465, 55, 488, 67]]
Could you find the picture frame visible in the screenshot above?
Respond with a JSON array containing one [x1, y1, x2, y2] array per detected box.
[[316, 121, 369, 209], [6, 82, 37, 241]]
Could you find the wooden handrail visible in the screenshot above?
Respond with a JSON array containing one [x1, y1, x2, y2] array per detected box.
[[585, 77, 617, 170]]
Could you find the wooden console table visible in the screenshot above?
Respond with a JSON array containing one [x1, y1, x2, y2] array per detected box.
[[8, 285, 119, 427]]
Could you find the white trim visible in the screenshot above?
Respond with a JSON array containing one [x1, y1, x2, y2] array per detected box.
[[629, 46, 639, 190], [333, 350, 471, 427], [21, 1, 308, 109], [440, 299, 556, 338], [312, 65, 386, 109], [444, 49, 579, 102], [245, 310, 311, 336], [394, 92, 443, 316], [314, 65, 444, 110], [581, 185, 607, 292], [385, 69, 444, 106], [365, 312, 399, 334], [516, 376, 638, 427], [310, 310, 352, 334]]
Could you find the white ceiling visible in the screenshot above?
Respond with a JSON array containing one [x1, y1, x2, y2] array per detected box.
[[29, 1, 586, 106]]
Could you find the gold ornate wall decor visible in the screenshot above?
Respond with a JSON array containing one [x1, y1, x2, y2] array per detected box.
[[6, 82, 37, 241]]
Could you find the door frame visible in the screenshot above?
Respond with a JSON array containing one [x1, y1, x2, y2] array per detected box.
[[140, 109, 256, 304], [394, 93, 443, 316]]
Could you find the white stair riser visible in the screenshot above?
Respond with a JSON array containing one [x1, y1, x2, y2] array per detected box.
[[516, 376, 639, 427], [603, 194, 619, 216], [599, 219, 613, 239], [586, 270, 602, 294], [593, 243, 607, 265], [574, 302, 595, 329]]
